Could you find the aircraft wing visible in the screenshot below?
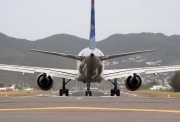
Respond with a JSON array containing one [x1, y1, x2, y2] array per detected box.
[[0, 64, 77, 80], [103, 65, 180, 80]]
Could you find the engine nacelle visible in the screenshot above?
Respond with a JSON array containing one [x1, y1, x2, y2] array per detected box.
[[125, 75, 142, 91], [37, 73, 54, 91]]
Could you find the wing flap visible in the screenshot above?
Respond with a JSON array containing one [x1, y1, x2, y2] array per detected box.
[[0, 64, 35, 73], [0, 64, 77, 80], [103, 68, 145, 80], [103, 65, 180, 80], [143, 66, 180, 74]]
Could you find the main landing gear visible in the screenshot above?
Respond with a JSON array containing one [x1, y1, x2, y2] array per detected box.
[[59, 78, 71, 96], [85, 83, 92, 96], [109, 79, 120, 96]]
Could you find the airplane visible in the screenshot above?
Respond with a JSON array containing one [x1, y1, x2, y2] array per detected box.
[[0, 0, 180, 96], [0, 87, 8, 91], [0, 84, 16, 91]]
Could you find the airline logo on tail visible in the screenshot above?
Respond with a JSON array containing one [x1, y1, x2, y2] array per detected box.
[[89, 0, 96, 49]]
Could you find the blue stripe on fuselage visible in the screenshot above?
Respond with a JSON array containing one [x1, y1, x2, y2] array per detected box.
[[89, 0, 96, 49]]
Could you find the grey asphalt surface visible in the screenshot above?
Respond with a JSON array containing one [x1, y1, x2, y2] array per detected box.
[[0, 90, 180, 122]]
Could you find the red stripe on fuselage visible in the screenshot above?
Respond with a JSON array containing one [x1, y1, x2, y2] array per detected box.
[[91, 0, 94, 5]]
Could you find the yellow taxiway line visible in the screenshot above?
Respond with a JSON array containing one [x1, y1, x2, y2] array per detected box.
[[0, 107, 180, 113]]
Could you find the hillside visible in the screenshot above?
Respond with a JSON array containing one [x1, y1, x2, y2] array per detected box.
[[0, 32, 180, 86], [97, 33, 180, 68]]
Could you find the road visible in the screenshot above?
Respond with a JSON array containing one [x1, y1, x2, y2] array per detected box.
[[0, 90, 180, 122]]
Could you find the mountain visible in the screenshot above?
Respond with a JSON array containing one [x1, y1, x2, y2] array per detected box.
[[0, 32, 180, 86], [97, 33, 180, 67]]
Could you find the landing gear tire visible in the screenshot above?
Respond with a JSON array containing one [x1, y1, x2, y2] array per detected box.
[[59, 78, 71, 96], [111, 89, 114, 96], [109, 79, 121, 96], [89, 91, 92, 96], [59, 89, 69, 96], [65, 89, 69, 96], [116, 89, 120, 96], [59, 89, 63, 96], [110, 89, 120, 96], [85, 91, 92, 96]]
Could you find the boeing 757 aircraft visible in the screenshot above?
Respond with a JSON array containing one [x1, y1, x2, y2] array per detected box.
[[0, 0, 180, 96]]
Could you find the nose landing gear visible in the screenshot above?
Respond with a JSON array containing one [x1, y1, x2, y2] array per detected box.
[[85, 83, 92, 96]]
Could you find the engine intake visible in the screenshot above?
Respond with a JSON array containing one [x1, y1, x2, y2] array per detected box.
[[125, 74, 142, 91], [37, 73, 54, 91]]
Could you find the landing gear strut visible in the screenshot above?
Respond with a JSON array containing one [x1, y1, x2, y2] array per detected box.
[[109, 79, 120, 96], [59, 78, 71, 96], [85, 83, 92, 96]]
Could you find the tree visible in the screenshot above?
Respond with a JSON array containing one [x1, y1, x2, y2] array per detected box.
[[0, 82, 4, 87], [140, 81, 158, 90], [170, 71, 180, 92]]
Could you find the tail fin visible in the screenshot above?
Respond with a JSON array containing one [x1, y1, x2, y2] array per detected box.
[[89, 0, 96, 49]]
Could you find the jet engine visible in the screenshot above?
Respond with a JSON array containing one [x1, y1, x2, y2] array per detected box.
[[125, 74, 142, 91], [37, 73, 54, 91]]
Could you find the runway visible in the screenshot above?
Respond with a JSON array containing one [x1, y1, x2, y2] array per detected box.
[[0, 90, 180, 122]]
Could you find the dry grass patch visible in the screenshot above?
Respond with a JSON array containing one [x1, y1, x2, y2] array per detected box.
[[126, 90, 180, 97], [0, 90, 51, 97]]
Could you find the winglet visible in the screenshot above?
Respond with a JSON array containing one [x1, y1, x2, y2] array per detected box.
[[89, 0, 96, 49]]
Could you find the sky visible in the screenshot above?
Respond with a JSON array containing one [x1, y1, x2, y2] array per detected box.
[[0, 0, 179, 41]]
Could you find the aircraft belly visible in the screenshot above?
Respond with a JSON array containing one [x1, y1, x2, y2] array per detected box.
[[77, 73, 103, 83], [91, 75, 103, 82], [77, 73, 86, 82]]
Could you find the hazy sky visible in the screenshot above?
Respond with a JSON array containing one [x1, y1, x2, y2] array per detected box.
[[0, 0, 179, 41]]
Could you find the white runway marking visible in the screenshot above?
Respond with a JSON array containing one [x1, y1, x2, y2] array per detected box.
[[100, 96, 116, 98], [121, 92, 138, 97], [76, 97, 82, 99]]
